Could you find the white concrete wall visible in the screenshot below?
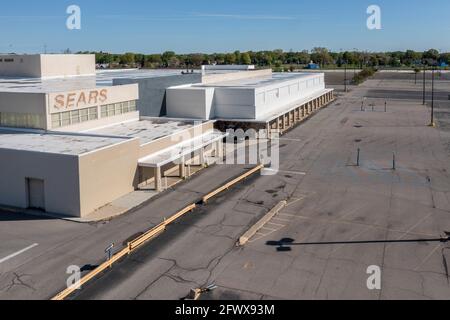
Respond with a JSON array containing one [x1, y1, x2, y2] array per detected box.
[[0, 54, 95, 78], [0, 137, 140, 218], [166, 73, 326, 120], [0, 92, 47, 114], [214, 88, 256, 119], [166, 86, 215, 119], [254, 73, 325, 119], [0, 55, 42, 77], [40, 54, 95, 78], [78, 138, 140, 217], [0, 148, 82, 216]]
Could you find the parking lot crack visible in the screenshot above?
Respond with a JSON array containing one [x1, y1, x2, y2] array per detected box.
[[0, 273, 36, 293]]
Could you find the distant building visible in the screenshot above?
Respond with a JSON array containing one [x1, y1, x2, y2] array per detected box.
[[305, 62, 320, 70]]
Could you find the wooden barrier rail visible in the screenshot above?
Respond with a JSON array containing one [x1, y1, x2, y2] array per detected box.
[[51, 165, 263, 301], [51, 204, 196, 301], [202, 164, 264, 204], [51, 246, 131, 300]]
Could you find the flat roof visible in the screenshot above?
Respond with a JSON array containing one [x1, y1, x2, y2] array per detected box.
[[0, 69, 200, 93], [0, 129, 131, 155], [139, 130, 226, 167], [194, 72, 321, 89], [89, 118, 203, 145], [0, 68, 253, 93]]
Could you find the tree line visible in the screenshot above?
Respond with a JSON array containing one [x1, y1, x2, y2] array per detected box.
[[84, 48, 450, 69]]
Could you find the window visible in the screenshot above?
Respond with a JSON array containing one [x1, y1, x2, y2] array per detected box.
[[107, 104, 115, 117], [100, 100, 137, 118], [130, 100, 136, 111], [114, 103, 121, 115], [50, 106, 99, 129], [51, 113, 61, 128], [80, 108, 88, 122], [61, 112, 70, 126], [122, 101, 129, 113], [4, 58, 14, 62], [88, 107, 98, 120], [0, 112, 45, 129], [70, 110, 80, 124], [101, 105, 107, 118]]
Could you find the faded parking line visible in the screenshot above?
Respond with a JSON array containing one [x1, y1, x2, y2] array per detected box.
[[0, 243, 39, 264]]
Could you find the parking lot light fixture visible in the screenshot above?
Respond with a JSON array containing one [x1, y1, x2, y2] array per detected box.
[[344, 61, 348, 93], [429, 67, 436, 127], [422, 64, 426, 105]]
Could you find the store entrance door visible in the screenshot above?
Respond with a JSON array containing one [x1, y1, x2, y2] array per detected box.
[[27, 178, 45, 211]]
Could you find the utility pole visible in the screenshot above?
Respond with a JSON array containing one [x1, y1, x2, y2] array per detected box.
[[344, 62, 348, 93], [422, 64, 426, 105], [430, 67, 436, 127]]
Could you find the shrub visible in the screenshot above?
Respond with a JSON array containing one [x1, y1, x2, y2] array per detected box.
[[352, 67, 376, 84]]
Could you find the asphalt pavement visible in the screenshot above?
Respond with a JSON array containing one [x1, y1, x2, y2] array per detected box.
[[74, 73, 450, 300], [2, 72, 450, 300]]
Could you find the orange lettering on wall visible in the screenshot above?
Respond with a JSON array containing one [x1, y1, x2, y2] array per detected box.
[[53, 89, 111, 110], [54, 94, 65, 109], [88, 91, 99, 104], [77, 92, 87, 107], [66, 93, 76, 109], [99, 89, 108, 103]]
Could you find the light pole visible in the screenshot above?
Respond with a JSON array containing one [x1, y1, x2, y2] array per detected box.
[[422, 64, 426, 105], [344, 62, 348, 92], [430, 67, 436, 127]]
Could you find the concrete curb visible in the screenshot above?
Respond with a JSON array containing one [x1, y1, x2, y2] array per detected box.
[[237, 200, 287, 247]]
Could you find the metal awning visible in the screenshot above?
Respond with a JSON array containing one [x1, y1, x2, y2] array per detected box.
[[138, 131, 227, 168]]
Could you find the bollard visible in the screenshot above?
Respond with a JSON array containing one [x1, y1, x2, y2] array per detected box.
[[385, 101, 387, 112], [357, 148, 361, 166]]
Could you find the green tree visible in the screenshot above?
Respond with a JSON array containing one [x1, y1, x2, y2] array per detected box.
[[311, 47, 333, 66], [120, 52, 135, 65], [241, 52, 252, 65], [167, 56, 180, 68], [162, 51, 176, 67], [423, 49, 440, 65], [234, 50, 241, 64], [189, 53, 205, 66], [224, 53, 236, 64]]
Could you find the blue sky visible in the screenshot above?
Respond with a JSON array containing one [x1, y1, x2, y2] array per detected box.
[[0, 0, 449, 54]]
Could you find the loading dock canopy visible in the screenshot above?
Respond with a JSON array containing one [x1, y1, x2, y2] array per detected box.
[[138, 131, 227, 168]]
